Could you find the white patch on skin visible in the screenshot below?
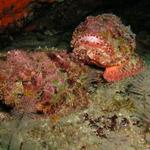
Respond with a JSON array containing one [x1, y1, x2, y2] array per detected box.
[[80, 35, 103, 44]]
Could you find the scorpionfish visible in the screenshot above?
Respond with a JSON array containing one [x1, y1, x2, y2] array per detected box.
[[71, 14, 144, 82]]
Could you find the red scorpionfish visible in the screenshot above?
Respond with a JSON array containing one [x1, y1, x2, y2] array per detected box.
[[71, 14, 144, 82]]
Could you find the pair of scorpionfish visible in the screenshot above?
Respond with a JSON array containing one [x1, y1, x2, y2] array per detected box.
[[7, 13, 144, 82]]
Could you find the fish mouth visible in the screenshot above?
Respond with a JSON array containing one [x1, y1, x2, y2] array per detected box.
[[78, 33, 104, 45], [72, 33, 108, 50], [80, 36, 101, 45]]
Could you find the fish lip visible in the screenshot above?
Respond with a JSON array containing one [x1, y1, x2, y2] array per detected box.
[[75, 32, 105, 45]]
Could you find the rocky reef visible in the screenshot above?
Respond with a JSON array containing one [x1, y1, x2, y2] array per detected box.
[[0, 4, 149, 148]]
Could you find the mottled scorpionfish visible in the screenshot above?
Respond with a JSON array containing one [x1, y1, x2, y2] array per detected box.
[[71, 14, 144, 82]]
